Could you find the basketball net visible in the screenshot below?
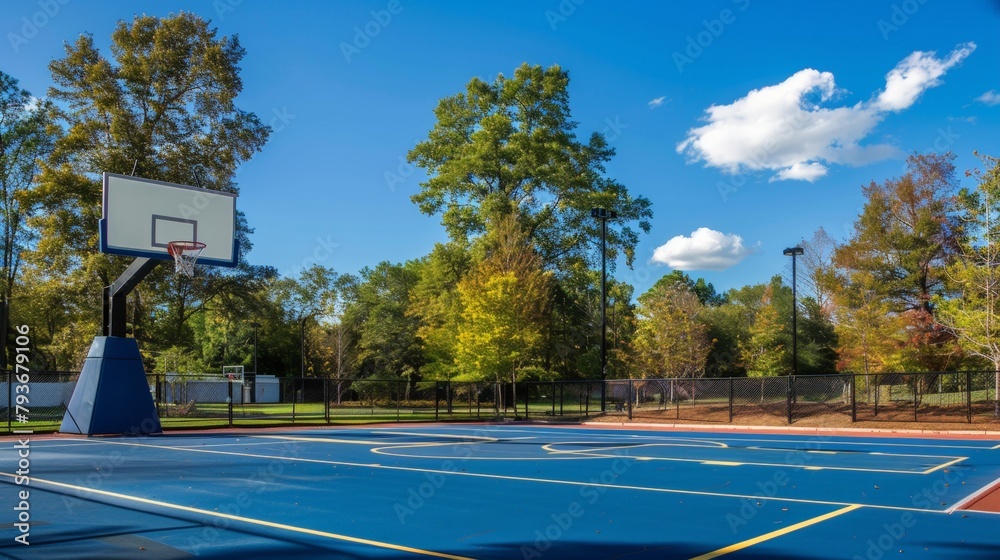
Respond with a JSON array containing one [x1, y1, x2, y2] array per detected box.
[[167, 241, 207, 277]]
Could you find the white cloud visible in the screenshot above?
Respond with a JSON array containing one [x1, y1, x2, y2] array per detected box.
[[677, 43, 975, 182], [651, 228, 753, 271], [771, 162, 828, 182], [875, 43, 975, 111], [648, 96, 668, 109], [976, 90, 1000, 106], [23, 96, 41, 112]]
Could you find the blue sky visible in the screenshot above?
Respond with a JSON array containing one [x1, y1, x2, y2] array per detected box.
[[3, 0, 999, 297]]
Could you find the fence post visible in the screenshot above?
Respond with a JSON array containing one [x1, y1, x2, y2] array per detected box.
[[228, 378, 234, 427], [874, 374, 879, 417], [914, 375, 919, 422], [435, 381, 440, 421], [967, 370, 973, 424], [552, 381, 557, 416], [851, 374, 857, 423], [786, 375, 793, 425], [627, 378, 633, 421], [675, 379, 680, 420], [6, 370, 11, 433], [728, 377, 734, 423], [585, 381, 590, 417], [324, 378, 330, 424]]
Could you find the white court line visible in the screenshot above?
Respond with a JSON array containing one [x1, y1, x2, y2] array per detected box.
[[59, 438, 953, 514], [414, 426, 1000, 450], [947, 473, 1000, 513], [540, 442, 965, 475], [713, 436, 999, 451]]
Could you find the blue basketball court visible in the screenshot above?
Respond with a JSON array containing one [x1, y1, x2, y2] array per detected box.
[[2, 424, 999, 559]]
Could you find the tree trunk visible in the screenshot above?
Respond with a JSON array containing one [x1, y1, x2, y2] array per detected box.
[[0, 298, 7, 369], [511, 369, 517, 418], [994, 359, 999, 418]]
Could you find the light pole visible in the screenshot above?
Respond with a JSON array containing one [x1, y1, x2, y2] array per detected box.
[[250, 321, 260, 403], [592, 207, 617, 412], [783, 246, 804, 376]]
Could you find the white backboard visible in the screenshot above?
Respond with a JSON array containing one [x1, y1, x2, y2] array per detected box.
[[100, 173, 238, 267]]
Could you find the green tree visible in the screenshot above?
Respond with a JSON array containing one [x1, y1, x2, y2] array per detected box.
[[26, 13, 271, 360], [633, 282, 712, 379], [407, 63, 652, 271], [408, 241, 472, 381], [342, 261, 423, 384], [938, 153, 1000, 412], [273, 265, 339, 376], [454, 217, 552, 414], [649, 270, 724, 307], [824, 267, 906, 373], [0, 72, 59, 367], [831, 153, 960, 370], [740, 285, 788, 377]]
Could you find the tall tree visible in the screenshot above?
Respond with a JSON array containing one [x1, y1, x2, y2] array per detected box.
[[0, 72, 58, 367], [273, 265, 338, 376], [835, 154, 959, 313], [938, 153, 1000, 411], [831, 153, 961, 370], [796, 297, 839, 375], [407, 63, 652, 271], [649, 270, 724, 307], [633, 282, 712, 379], [798, 227, 837, 313], [408, 241, 472, 381], [25, 13, 271, 359], [342, 261, 423, 383], [826, 267, 906, 373], [454, 217, 552, 413], [739, 285, 788, 377]]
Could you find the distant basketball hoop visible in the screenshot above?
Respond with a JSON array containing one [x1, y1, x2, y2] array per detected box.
[[167, 241, 207, 276], [222, 365, 245, 384]]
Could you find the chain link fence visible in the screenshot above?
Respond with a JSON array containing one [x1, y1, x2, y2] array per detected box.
[[3, 370, 999, 433], [1, 370, 77, 432]]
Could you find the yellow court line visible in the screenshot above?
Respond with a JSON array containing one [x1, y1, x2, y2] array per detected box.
[[921, 456, 968, 475], [0, 472, 472, 560], [689, 505, 862, 560], [65, 440, 944, 514]]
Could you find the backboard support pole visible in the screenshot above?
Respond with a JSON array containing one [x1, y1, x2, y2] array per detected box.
[[103, 257, 160, 337]]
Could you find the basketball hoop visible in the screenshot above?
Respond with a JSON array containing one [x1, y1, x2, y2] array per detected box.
[[167, 241, 207, 276]]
